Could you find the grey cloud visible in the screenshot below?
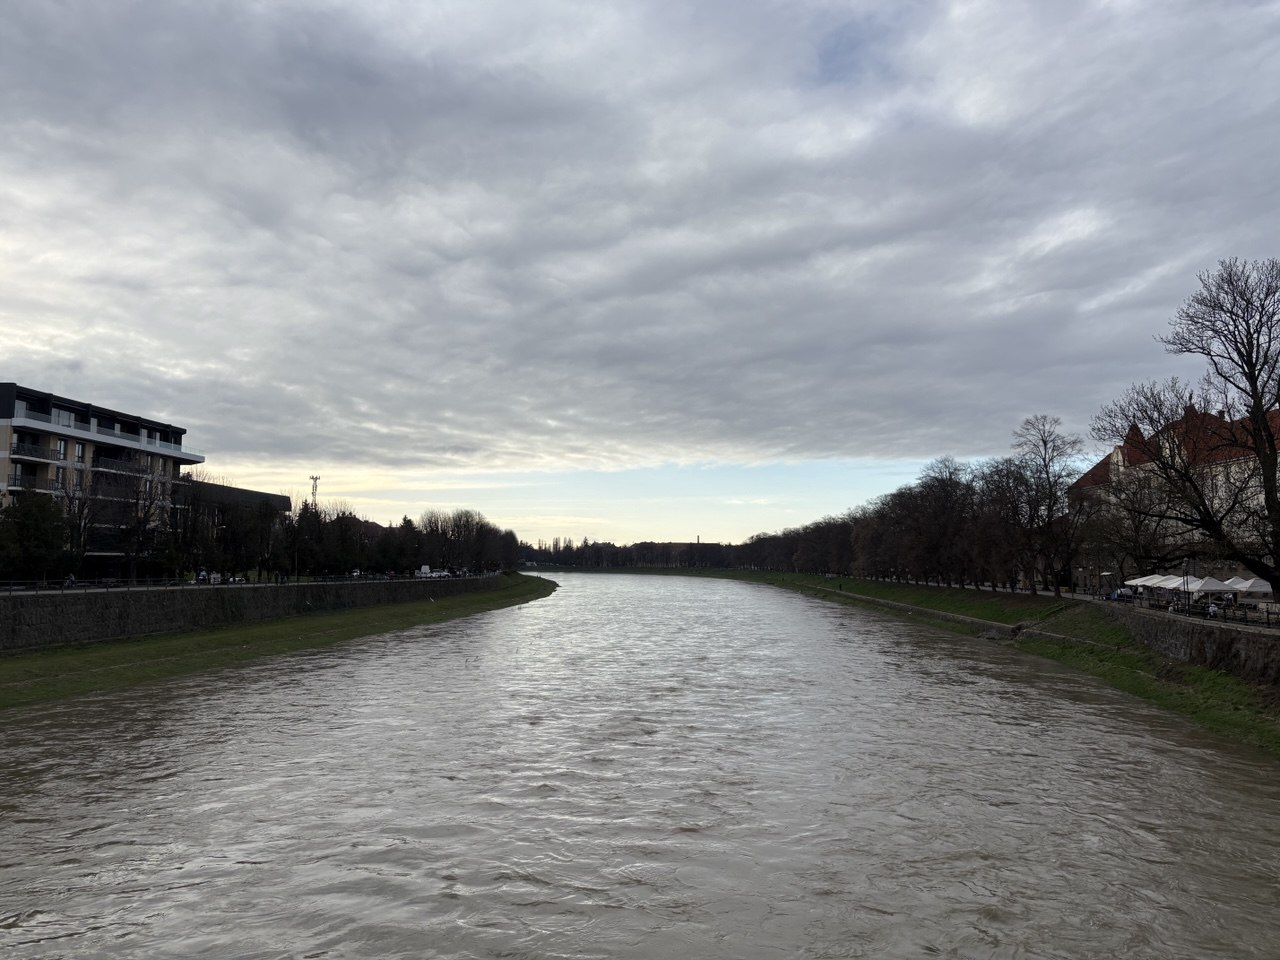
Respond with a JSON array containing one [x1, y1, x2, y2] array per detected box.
[[3, 0, 1279, 479]]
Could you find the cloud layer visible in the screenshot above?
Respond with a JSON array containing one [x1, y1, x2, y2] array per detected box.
[[4, 0, 1277, 495]]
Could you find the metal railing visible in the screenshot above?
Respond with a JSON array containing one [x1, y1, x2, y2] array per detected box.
[[94, 427, 195, 456], [1102, 593, 1280, 629], [10, 411, 202, 459], [0, 570, 496, 594], [4, 475, 63, 492], [9, 442, 60, 460], [92, 456, 142, 473]]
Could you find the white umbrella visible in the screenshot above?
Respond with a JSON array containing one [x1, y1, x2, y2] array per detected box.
[[1232, 578, 1272, 594], [1191, 576, 1233, 595], [1127, 574, 1167, 586]]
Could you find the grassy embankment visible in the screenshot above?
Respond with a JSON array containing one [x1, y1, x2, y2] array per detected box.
[[0, 572, 557, 712], [723, 570, 1280, 758]]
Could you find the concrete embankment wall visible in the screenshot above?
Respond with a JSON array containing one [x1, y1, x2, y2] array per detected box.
[[830, 588, 1280, 686], [0, 577, 508, 655]]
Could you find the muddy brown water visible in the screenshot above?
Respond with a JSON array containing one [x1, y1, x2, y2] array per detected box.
[[2, 573, 1278, 958]]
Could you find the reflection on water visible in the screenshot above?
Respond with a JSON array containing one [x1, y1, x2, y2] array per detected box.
[[2, 573, 1278, 959]]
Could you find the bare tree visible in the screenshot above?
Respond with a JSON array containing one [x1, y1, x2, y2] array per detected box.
[[1093, 258, 1280, 583], [1087, 466, 1185, 578], [99, 457, 173, 582], [1012, 414, 1089, 596], [60, 473, 97, 573], [971, 457, 1027, 591]]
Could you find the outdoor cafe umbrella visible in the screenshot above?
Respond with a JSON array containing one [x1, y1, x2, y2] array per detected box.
[[1189, 576, 1233, 595], [1124, 575, 1166, 586], [1225, 577, 1273, 593]]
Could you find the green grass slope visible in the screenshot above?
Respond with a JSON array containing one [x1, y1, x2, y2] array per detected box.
[[0, 573, 557, 712]]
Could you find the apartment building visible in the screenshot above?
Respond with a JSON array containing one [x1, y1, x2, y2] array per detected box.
[[1, 382, 206, 561], [2, 381, 205, 495]]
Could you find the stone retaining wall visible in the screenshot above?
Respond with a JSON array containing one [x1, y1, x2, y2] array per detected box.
[[0, 577, 508, 654], [1100, 604, 1280, 685]]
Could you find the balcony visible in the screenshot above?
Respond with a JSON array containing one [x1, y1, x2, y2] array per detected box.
[[92, 456, 143, 474], [13, 409, 60, 426], [5, 474, 62, 493], [7, 414, 204, 463], [9, 442, 61, 462], [94, 425, 202, 459]]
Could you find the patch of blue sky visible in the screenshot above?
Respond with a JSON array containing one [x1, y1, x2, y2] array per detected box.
[[810, 13, 903, 87]]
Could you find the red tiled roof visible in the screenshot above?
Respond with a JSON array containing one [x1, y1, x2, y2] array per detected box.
[[1071, 404, 1280, 490], [1069, 457, 1112, 490]]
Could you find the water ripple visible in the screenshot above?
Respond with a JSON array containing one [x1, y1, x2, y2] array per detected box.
[[2, 573, 1279, 958]]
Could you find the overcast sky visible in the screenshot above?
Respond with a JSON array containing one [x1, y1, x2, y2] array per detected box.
[[3, 0, 1277, 544]]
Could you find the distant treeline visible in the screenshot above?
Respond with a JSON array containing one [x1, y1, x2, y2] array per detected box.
[[522, 415, 1089, 596], [286, 505, 521, 579], [522, 537, 733, 569], [0, 489, 522, 582]]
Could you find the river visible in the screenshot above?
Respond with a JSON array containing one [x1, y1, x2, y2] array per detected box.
[[2, 573, 1278, 958]]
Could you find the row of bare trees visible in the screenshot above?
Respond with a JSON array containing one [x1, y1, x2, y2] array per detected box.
[[518, 413, 1092, 594], [205, 503, 520, 582], [524, 537, 731, 568], [524, 259, 1280, 592], [733, 415, 1091, 595], [826, 258, 1280, 588]]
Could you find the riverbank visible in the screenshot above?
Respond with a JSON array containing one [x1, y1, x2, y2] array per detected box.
[[725, 571, 1280, 759], [0, 572, 557, 712]]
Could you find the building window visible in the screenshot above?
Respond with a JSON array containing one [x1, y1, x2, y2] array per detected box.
[[55, 467, 66, 487], [56, 438, 68, 460], [75, 442, 85, 463]]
